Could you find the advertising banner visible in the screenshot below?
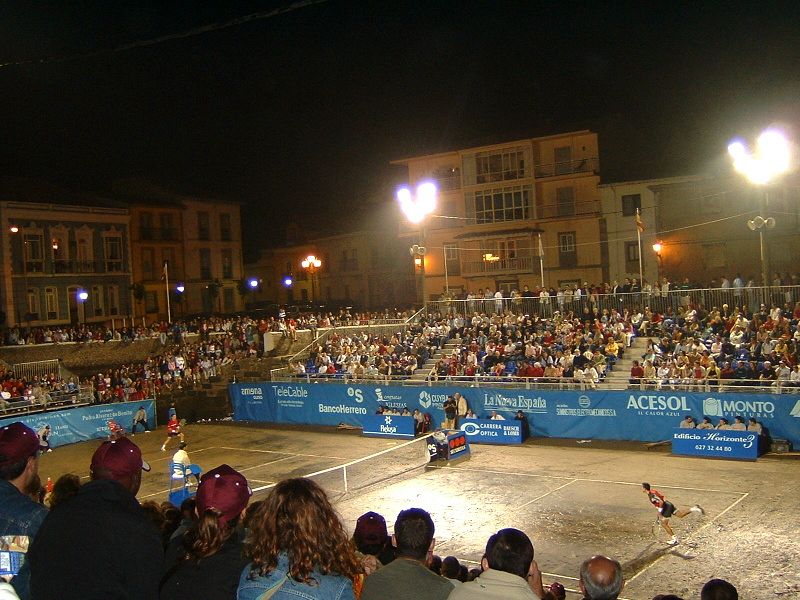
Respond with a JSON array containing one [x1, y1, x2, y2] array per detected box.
[[460, 418, 523, 444], [671, 428, 760, 460], [362, 415, 415, 438], [427, 430, 471, 463], [0, 400, 156, 449], [230, 382, 800, 447]]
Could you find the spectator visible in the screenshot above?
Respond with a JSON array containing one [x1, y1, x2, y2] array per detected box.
[[700, 578, 738, 599], [353, 511, 395, 569], [679, 416, 696, 429], [46, 473, 81, 509], [361, 507, 454, 600], [696, 417, 714, 430], [441, 556, 462, 587], [578, 555, 624, 600], [731, 416, 746, 431], [28, 437, 163, 600], [448, 528, 544, 600], [131, 405, 150, 434], [746, 418, 763, 435], [161, 464, 251, 600], [0, 422, 48, 600], [514, 410, 530, 440], [172, 441, 202, 484], [238, 478, 361, 600]]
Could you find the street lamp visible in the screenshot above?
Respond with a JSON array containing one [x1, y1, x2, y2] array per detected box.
[[301, 255, 321, 302], [728, 128, 791, 289], [652, 242, 663, 282], [397, 182, 437, 307], [77, 289, 89, 324]]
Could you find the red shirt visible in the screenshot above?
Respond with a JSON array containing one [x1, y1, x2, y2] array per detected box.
[[647, 488, 665, 509]]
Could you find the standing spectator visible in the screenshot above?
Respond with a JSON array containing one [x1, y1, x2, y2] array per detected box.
[[455, 393, 468, 427], [448, 528, 544, 600], [578, 555, 624, 600], [161, 464, 251, 600], [28, 437, 163, 600], [238, 478, 360, 600], [443, 396, 457, 430], [0, 422, 48, 600], [361, 508, 453, 600]]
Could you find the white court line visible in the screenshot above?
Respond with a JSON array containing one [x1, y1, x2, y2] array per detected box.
[[518, 479, 578, 509], [445, 465, 746, 496], [627, 492, 750, 583], [218, 446, 348, 461]]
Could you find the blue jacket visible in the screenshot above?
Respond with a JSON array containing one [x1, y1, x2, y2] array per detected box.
[[237, 553, 355, 600], [0, 479, 48, 600]]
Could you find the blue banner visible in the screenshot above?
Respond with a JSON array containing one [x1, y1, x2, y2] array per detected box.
[[0, 400, 156, 449], [231, 382, 800, 447], [671, 428, 760, 460], [362, 415, 415, 438], [460, 418, 523, 444]]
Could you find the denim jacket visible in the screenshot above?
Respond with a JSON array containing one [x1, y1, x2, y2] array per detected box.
[[0, 479, 48, 600], [237, 553, 355, 600]]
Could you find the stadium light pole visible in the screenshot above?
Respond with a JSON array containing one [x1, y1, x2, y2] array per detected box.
[[397, 182, 437, 309], [728, 129, 791, 291], [301, 255, 321, 302]]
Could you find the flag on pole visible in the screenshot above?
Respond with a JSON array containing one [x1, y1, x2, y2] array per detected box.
[[161, 260, 169, 281], [635, 208, 645, 233], [538, 234, 545, 257]]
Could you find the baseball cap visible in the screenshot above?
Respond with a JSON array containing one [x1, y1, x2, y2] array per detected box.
[[91, 437, 151, 476], [0, 422, 40, 468], [196, 464, 251, 524], [354, 511, 388, 546]]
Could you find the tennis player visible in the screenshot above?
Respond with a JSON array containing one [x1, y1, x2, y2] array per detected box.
[[642, 482, 704, 545], [161, 414, 184, 452]]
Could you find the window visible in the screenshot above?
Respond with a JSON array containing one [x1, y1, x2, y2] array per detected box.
[[141, 248, 155, 280], [554, 146, 573, 175], [159, 213, 176, 240], [91, 286, 104, 316], [45, 287, 58, 320], [107, 285, 120, 316], [220, 213, 231, 241], [51, 233, 68, 272], [475, 150, 526, 183], [104, 236, 123, 272], [24, 233, 44, 272], [221, 249, 233, 279], [145, 291, 159, 313], [26, 289, 40, 320], [198, 212, 210, 241], [139, 212, 154, 240], [76, 236, 92, 272], [444, 242, 461, 276], [556, 187, 576, 216], [621, 194, 642, 217], [199, 248, 212, 279], [625, 241, 640, 262], [469, 185, 532, 224], [223, 287, 234, 312], [558, 232, 577, 268]]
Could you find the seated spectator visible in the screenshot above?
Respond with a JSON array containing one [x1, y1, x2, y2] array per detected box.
[[731, 416, 747, 431], [448, 528, 544, 600], [28, 437, 163, 600], [629, 360, 644, 385], [716, 418, 731, 430], [579, 555, 624, 600], [46, 473, 81, 509], [0, 422, 48, 600], [679, 416, 696, 429], [746, 418, 763, 435], [701, 578, 738, 599], [696, 416, 714, 430], [238, 478, 360, 600], [441, 556, 462, 587], [361, 507, 454, 600], [161, 464, 251, 600], [353, 511, 395, 570]]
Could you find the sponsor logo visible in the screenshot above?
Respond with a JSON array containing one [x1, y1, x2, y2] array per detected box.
[[374, 387, 403, 402], [448, 433, 469, 455], [627, 394, 689, 416], [483, 392, 547, 414], [703, 397, 775, 419], [240, 387, 264, 396], [375, 388, 383, 401], [461, 422, 480, 435], [674, 431, 758, 449], [556, 395, 617, 417], [418, 391, 447, 410], [384, 416, 392, 425], [318, 404, 367, 415], [271, 385, 308, 398], [460, 421, 521, 439], [346, 387, 365, 403], [791, 400, 800, 417]]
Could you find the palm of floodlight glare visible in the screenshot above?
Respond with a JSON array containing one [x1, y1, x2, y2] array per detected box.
[[397, 182, 437, 223]]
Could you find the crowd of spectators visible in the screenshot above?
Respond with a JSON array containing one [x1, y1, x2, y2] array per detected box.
[[0, 423, 742, 600]]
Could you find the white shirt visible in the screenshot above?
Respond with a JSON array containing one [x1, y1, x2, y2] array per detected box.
[[489, 413, 505, 420], [172, 449, 190, 466]]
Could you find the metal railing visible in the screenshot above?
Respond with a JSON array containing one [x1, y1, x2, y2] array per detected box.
[[534, 157, 599, 178], [10, 359, 62, 381], [0, 385, 95, 417], [424, 286, 800, 317]]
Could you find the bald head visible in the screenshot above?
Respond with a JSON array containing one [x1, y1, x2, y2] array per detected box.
[[579, 555, 624, 600]]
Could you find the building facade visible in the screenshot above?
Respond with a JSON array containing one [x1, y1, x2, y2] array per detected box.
[[129, 196, 245, 320], [392, 131, 605, 299], [0, 201, 133, 327]]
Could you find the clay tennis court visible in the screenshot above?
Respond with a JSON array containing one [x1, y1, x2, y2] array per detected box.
[[38, 422, 799, 599]]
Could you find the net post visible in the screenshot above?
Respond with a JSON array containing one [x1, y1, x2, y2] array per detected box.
[[343, 466, 348, 493]]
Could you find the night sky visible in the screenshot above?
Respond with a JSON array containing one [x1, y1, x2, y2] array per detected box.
[[1, 1, 798, 260]]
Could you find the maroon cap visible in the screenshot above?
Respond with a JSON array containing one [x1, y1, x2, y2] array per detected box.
[[354, 511, 388, 546], [90, 437, 151, 476], [0, 422, 40, 467], [196, 464, 251, 524]]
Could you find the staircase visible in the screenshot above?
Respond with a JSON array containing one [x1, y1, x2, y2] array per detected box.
[[598, 336, 651, 390], [407, 336, 463, 382]]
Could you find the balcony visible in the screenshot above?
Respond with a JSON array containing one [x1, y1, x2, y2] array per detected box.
[[537, 198, 600, 219], [436, 174, 461, 191], [461, 255, 536, 276], [534, 157, 599, 178]]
